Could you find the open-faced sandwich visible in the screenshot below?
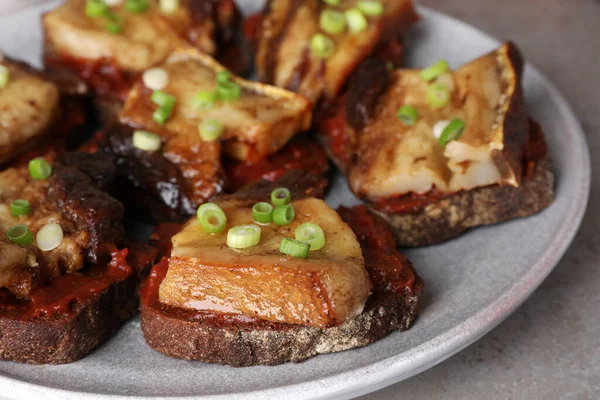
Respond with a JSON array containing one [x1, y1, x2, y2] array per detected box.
[[104, 47, 314, 220], [0, 54, 88, 166], [42, 0, 245, 122], [0, 152, 155, 364], [253, 0, 419, 104], [140, 171, 423, 366], [317, 42, 555, 246]]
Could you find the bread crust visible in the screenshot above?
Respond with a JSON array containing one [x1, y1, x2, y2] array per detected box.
[[141, 274, 422, 367]]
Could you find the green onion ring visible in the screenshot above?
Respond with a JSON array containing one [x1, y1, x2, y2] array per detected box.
[[310, 33, 335, 59], [86, 0, 108, 17], [126, 0, 149, 13], [295, 223, 326, 251], [132, 130, 161, 152], [252, 202, 274, 224], [151, 90, 176, 108], [273, 205, 295, 226], [216, 81, 241, 102], [271, 187, 291, 206], [320, 10, 346, 35], [10, 199, 31, 217], [28, 158, 52, 181], [216, 70, 231, 84], [197, 203, 227, 233], [345, 8, 368, 34], [194, 90, 217, 110], [357, 0, 384, 16], [227, 224, 261, 249], [6, 225, 34, 246], [439, 118, 466, 147], [397, 105, 419, 126], [420, 59, 450, 82], [426, 83, 451, 109], [279, 238, 310, 258], [199, 119, 224, 141]]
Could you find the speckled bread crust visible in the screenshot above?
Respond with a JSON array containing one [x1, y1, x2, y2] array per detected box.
[[0, 272, 139, 365], [141, 273, 423, 367], [372, 155, 554, 247]]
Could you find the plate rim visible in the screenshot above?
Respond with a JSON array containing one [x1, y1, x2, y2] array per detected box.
[[0, 5, 591, 400]]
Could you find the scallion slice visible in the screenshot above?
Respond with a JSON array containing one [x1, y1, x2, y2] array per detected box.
[[7, 225, 33, 246], [105, 11, 123, 34], [36, 223, 64, 252], [345, 8, 368, 34], [142, 68, 169, 91], [320, 10, 346, 35], [357, 0, 384, 16], [216, 70, 231, 84], [151, 90, 176, 108], [397, 105, 419, 126], [216, 81, 241, 102], [199, 119, 224, 141], [273, 205, 295, 226], [153, 107, 172, 125], [197, 203, 227, 233], [252, 202, 273, 224], [310, 33, 335, 59], [0, 65, 9, 89], [194, 90, 217, 110], [323, 0, 341, 5], [86, 0, 108, 17], [420, 59, 449, 82], [126, 0, 149, 13], [271, 187, 291, 206], [227, 224, 261, 249], [439, 118, 466, 147], [133, 130, 161, 152], [159, 0, 180, 13], [28, 158, 52, 181], [427, 83, 451, 109], [295, 223, 326, 251], [10, 199, 31, 217], [280, 238, 310, 258]]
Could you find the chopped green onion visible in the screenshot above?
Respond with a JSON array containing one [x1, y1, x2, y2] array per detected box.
[[36, 223, 64, 252], [142, 68, 169, 91], [323, 0, 341, 6], [132, 130, 161, 152], [427, 83, 451, 109], [310, 33, 335, 59], [28, 158, 52, 181], [280, 238, 310, 258], [295, 223, 326, 251], [227, 224, 261, 249], [345, 8, 368, 34], [357, 0, 384, 16], [320, 10, 346, 35], [151, 90, 176, 108], [216, 70, 231, 84], [397, 105, 419, 126], [197, 203, 227, 233], [420, 60, 449, 82], [126, 0, 148, 13], [86, 0, 108, 17], [199, 119, 224, 141], [159, 0, 180, 13], [7, 225, 33, 246], [153, 107, 173, 125], [105, 11, 123, 34], [194, 90, 217, 110], [273, 205, 295, 226], [439, 118, 466, 147], [252, 202, 273, 224], [0, 65, 9, 89], [271, 187, 291, 206], [216, 81, 241, 102], [10, 199, 31, 217]]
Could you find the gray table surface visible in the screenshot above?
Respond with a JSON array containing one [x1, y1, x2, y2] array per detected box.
[[0, 1, 598, 399], [362, 0, 600, 399]]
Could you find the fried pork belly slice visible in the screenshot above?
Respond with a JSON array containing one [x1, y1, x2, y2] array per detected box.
[[42, 0, 241, 73], [0, 153, 125, 296], [0, 55, 60, 165], [255, 0, 419, 103], [159, 198, 371, 328], [346, 42, 527, 199], [120, 47, 312, 161]]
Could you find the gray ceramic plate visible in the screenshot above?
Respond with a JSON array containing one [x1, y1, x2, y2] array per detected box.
[[0, 1, 590, 399]]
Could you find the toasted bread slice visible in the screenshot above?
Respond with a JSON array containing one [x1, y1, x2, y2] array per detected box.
[[255, 0, 419, 103], [0, 55, 60, 165], [120, 47, 312, 161], [140, 172, 423, 366]]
